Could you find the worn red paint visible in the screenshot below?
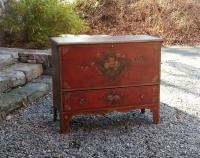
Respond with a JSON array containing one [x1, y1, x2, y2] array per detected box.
[[51, 35, 162, 133], [62, 86, 159, 111], [60, 42, 161, 90]]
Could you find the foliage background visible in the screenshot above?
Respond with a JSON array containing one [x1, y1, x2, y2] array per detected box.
[[0, 0, 87, 48], [0, 0, 199, 48], [75, 0, 200, 45]]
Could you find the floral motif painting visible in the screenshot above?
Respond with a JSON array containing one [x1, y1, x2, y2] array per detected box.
[[96, 52, 129, 78], [104, 93, 123, 104]]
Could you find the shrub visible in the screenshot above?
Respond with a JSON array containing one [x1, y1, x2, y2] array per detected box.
[[0, 0, 87, 48]]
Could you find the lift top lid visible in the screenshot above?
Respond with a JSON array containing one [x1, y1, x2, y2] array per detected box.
[[51, 34, 163, 45]]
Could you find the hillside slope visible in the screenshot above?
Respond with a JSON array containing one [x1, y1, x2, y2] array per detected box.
[[76, 0, 200, 45]]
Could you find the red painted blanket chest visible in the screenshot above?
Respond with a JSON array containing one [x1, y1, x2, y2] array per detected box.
[[51, 35, 162, 133]]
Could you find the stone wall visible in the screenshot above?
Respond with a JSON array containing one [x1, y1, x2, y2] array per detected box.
[[0, 47, 52, 121], [0, 47, 52, 75]]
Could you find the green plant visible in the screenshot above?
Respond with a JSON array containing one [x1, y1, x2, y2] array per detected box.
[[0, 0, 87, 48]]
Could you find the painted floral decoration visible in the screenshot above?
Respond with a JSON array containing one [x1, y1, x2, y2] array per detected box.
[[103, 91, 127, 105], [105, 93, 122, 104], [97, 52, 129, 78]]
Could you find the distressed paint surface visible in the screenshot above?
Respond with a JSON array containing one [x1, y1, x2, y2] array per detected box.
[[60, 42, 161, 90], [51, 35, 162, 133], [62, 86, 159, 112]]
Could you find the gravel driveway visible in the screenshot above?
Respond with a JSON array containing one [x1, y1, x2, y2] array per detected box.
[[0, 46, 200, 158]]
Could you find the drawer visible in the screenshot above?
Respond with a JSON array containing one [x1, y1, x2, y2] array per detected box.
[[62, 86, 159, 112], [60, 42, 161, 90]]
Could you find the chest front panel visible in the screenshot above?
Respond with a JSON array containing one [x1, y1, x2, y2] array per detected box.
[[60, 42, 161, 90], [62, 86, 159, 112], [51, 35, 162, 133]]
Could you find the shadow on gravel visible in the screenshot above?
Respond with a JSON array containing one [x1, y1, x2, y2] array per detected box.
[[1, 99, 200, 157], [161, 59, 200, 97], [47, 102, 200, 134], [162, 47, 200, 57], [161, 80, 200, 97], [165, 61, 200, 79]]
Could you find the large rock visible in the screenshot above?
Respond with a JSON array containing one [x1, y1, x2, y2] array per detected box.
[[18, 49, 51, 63], [10, 82, 50, 102], [31, 75, 52, 90], [0, 76, 12, 93], [0, 93, 27, 121], [0, 70, 26, 93], [0, 93, 27, 112], [0, 54, 15, 68], [18, 49, 52, 74], [0, 48, 52, 74], [0, 70, 26, 89], [0, 47, 23, 60], [7, 63, 43, 81], [0, 75, 51, 122]]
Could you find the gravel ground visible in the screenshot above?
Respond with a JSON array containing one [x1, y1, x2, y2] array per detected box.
[[0, 46, 200, 158]]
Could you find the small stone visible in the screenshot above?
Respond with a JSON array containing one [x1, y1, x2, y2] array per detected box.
[[6, 115, 12, 121], [0, 111, 6, 122]]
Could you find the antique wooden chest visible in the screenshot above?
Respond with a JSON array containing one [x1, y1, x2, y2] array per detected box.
[[51, 35, 162, 133]]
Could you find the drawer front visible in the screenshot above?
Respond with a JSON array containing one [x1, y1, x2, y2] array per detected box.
[[62, 86, 159, 112], [60, 42, 161, 90]]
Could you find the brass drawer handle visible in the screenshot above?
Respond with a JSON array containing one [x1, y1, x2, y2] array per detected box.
[[140, 94, 144, 99], [79, 97, 85, 105]]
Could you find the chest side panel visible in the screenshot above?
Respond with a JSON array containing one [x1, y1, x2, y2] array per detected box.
[[51, 43, 62, 111], [60, 42, 161, 90], [62, 86, 159, 112]]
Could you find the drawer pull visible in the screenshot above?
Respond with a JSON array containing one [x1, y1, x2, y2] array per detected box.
[[79, 98, 85, 105], [140, 94, 144, 99]]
